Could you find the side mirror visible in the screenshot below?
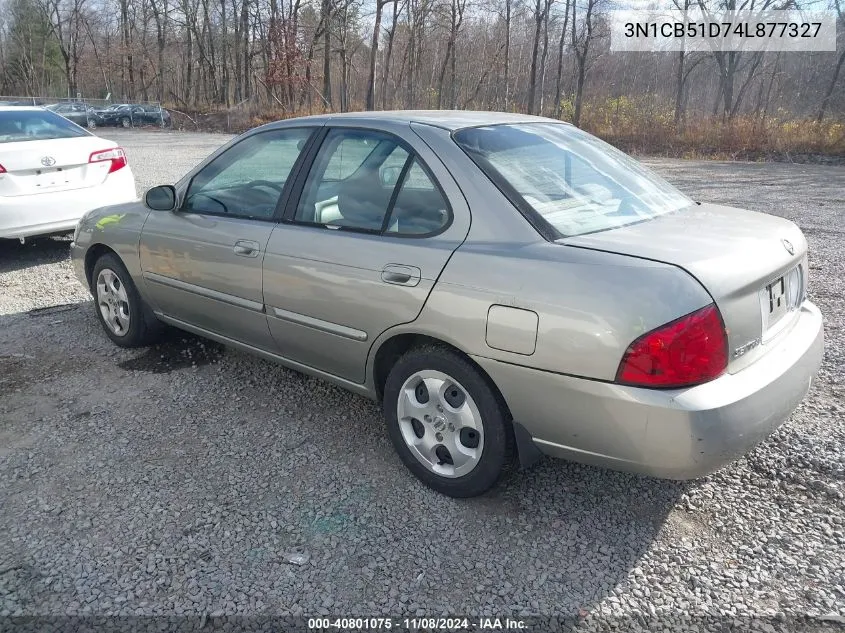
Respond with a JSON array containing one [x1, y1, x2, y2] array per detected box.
[[145, 185, 177, 211]]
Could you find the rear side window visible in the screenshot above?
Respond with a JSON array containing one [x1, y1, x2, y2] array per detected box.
[[293, 128, 451, 236], [0, 110, 89, 143], [386, 159, 450, 235]]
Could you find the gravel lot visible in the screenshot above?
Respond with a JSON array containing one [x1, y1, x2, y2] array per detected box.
[[1, 129, 843, 631]]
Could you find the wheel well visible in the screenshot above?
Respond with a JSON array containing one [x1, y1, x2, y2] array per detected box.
[[84, 244, 119, 290], [372, 334, 512, 419]]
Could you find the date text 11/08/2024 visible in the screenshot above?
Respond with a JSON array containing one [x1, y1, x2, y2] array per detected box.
[[307, 617, 527, 630]]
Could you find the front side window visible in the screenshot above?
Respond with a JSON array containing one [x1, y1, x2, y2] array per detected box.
[[183, 127, 313, 220], [453, 123, 693, 238], [0, 110, 90, 143], [295, 128, 450, 235]]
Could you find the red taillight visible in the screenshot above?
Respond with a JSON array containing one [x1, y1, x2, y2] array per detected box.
[[0, 164, 6, 173], [616, 304, 728, 388], [89, 147, 127, 174]]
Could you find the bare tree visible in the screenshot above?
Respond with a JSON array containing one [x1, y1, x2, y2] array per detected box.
[[379, 0, 402, 109], [39, 0, 91, 96], [0, 0, 841, 149], [818, 0, 844, 122], [526, 0, 551, 113], [436, 0, 466, 108], [571, 0, 597, 125], [365, 0, 389, 109], [551, 0, 569, 117]]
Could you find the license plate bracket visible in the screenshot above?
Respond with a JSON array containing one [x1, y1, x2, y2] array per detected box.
[[760, 264, 801, 339], [766, 276, 788, 325], [35, 168, 70, 190]]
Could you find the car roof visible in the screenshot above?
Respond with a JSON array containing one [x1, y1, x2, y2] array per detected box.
[[281, 110, 568, 131]]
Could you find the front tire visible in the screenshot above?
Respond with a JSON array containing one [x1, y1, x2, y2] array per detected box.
[[383, 345, 514, 498], [91, 253, 161, 348], [120, 117, 131, 128]]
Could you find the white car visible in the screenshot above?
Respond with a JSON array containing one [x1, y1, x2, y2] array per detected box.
[[0, 106, 137, 241]]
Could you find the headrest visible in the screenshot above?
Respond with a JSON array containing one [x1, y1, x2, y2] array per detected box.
[[337, 171, 392, 230]]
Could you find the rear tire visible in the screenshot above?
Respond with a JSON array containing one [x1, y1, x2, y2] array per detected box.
[[120, 117, 131, 128], [91, 253, 162, 348], [383, 345, 514, 498]]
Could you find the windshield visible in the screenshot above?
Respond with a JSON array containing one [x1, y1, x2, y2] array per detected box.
[[453, 122, 693, 238], [0, 109, 90, 143]]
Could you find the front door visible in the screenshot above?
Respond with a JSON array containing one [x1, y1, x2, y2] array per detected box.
[[263, 126, 470, 383], [139, 126, 316, 350]]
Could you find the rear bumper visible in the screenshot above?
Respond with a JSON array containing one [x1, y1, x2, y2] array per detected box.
[[0, 168, 136, 239], [474, 300, 824, 480]]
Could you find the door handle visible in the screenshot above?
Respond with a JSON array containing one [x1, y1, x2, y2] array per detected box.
[[233, 240, 260, 258], [381, 264, 421, 287]]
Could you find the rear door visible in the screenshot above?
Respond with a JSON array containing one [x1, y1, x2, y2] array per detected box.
[[139, 126, 317, 350], [262, 125, 471, 383]]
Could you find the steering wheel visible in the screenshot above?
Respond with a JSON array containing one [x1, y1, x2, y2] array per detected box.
[[245, 180, 284, 194]]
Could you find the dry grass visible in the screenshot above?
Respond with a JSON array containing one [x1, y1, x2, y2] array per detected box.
[[171, 97, 845, 163], [571, 97, 845, 162]]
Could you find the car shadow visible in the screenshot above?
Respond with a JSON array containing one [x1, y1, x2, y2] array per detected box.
[[0, 304, 689, 620], [0, 235, 72, 274]]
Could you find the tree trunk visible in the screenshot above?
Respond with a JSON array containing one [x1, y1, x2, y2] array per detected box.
[[380, 0, 399, 109], [673, 49, 685, 127], [503, 0, 511, 109], [553, 0, 570, 118], [573, 51, 586, 125], [404, 0, 415, 108], [120, 0, 134, 99], [241, 0, 250, 100], [62, 51, 73, 96], [185, 23, 193, 103], [220, 0, 229, 106], [321, 0, 332, 109], [526, 0, 543, 115], [365, 0, 384, 110], [537, 2, 550, 114], [817, 48, 845, 123], [571, 0, 593, 127]]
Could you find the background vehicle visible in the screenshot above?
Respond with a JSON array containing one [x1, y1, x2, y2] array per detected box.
[[96, 104, 171, 128], [0, 106, 137, 240], [46, 102, 102, 129], [70, 111, 823, 498]]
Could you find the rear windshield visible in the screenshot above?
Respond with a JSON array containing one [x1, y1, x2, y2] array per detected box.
[[453, 122, 693, 238], [0, 109, 90, 143]]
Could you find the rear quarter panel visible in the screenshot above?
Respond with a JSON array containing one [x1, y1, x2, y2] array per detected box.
[[382, 241, 714, 381]]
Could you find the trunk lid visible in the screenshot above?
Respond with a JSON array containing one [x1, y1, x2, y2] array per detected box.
[[0, 137, 118, 197], [561, 203, 809, 373]]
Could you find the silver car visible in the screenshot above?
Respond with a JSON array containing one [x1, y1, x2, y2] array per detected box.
[[70, 111, 824, 498]]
